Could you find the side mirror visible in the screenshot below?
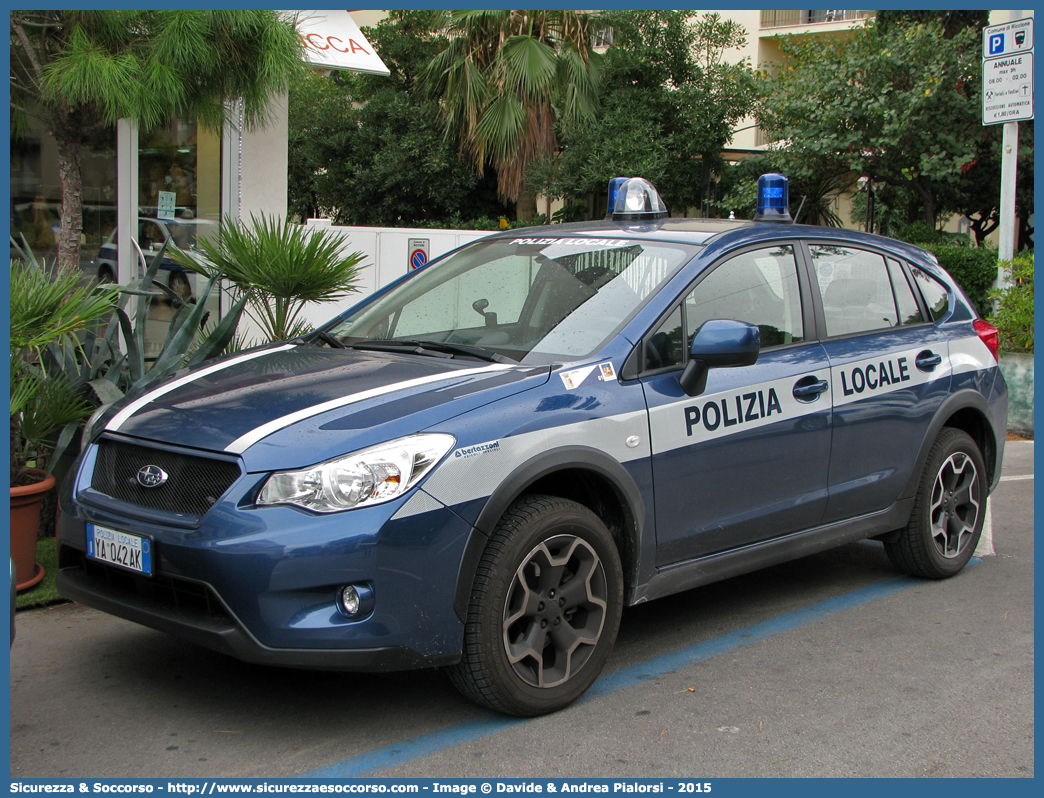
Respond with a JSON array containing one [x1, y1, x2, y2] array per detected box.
[[679, 319, 760, 396]]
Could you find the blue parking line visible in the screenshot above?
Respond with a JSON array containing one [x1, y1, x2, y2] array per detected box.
[[299, 571, 947, 778]]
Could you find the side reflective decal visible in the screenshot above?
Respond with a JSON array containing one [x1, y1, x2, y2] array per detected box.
[[648, 371, 828, 454], [416, 410, 649, 514], [948, 335, 995, 375], [830, 345, 950, 409]]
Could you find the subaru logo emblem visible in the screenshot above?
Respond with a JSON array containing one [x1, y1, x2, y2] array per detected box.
[[137, 465, 169, 488]]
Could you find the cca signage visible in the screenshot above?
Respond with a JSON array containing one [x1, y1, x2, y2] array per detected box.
[[299, 33, 372, 55]]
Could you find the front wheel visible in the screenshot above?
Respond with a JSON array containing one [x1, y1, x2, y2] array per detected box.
[[449, 495, 623, 716], [885, 428, 987, 579]]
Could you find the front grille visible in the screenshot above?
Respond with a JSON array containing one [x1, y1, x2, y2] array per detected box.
[[62, 545, 232, 623], [91, 438, 242, 516]]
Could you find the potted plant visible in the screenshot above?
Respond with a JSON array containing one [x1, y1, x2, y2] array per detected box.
[[9, 256, 119, 589]]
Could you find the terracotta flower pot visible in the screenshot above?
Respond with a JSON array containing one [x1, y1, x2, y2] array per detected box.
[[10, 468, 54, 590]]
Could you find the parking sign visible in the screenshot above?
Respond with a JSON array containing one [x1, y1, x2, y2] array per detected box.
[[983, 18, 1034, 126], [408, 238, 429, 271], [983, 18, 1033, 59]]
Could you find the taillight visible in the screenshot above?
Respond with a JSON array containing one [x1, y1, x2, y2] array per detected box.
[[973, 318, 1000, 363]]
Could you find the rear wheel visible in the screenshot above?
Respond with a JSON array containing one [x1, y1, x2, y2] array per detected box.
[[885, 428, 987, 579], [449, 495, 623, 716]]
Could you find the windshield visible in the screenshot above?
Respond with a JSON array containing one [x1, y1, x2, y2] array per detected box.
[[326, 236, 699, 365]]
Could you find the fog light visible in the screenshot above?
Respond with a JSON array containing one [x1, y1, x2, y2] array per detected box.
[[339, 585, 361, 617]]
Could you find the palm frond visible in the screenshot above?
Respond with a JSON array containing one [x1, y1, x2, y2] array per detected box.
[[497, 36, 557, 99]]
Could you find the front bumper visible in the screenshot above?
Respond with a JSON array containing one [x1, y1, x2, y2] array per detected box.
[[58, 443, 475, 670], [55, 552, 459, 671]]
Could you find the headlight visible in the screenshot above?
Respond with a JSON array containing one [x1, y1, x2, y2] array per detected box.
[[257, 433, 455, 513]]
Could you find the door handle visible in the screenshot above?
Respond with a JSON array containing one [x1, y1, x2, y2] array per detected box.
[[793, 377, 829, 401], [915, 351, 942, 371]]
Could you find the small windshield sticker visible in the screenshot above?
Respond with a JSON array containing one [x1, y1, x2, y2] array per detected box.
[[560, 365, 597, 390], [453, 440, 501, 459], [598, 362, 617, 381]]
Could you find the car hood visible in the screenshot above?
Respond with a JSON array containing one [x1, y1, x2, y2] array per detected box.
[[100, 344, 549, 472]]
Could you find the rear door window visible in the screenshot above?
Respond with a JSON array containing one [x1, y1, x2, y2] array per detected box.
[[810, 245, 899, 336]]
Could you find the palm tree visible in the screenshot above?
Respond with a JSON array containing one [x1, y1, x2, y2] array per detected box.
[[9, 10, 305, 273], [422, 10, 602, 219]]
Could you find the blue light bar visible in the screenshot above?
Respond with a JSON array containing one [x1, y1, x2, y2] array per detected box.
[[755, 173, 793, 223], [605, 177, 629, 219]]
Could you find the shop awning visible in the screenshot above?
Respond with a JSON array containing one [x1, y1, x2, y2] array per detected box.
[[293, 10, 390, 76]]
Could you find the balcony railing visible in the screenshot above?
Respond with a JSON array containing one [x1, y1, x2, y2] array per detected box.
[[761, 10, 873, 29]]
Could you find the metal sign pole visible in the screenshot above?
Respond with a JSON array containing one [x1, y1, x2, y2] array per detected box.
[[997, 120, 1019, 272], [982, 14, 1033, 288]]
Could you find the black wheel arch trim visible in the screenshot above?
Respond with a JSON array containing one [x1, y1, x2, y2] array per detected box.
[[453, 445, 646, 622], [901, 388, 1002, 501]]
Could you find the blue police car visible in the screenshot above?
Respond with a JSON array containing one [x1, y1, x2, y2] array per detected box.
[[57, 176, 1007, 716]]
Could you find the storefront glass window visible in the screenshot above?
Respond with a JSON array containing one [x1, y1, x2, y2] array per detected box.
[[10, 115, 116, 273], [10, 109, 225, 362], [137, 116, 223, 358]]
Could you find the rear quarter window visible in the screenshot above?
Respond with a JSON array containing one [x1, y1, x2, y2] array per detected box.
[[911, 267, 951, 321]]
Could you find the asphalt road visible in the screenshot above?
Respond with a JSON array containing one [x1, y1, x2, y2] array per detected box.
[[10, 442, 1033, 779]]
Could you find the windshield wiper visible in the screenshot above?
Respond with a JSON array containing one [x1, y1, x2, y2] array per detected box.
[[348, 339, 516, 364], [312, 330, 346, 349]]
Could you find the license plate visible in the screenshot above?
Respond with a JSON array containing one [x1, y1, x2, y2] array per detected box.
[[86, 524, 153, 575]]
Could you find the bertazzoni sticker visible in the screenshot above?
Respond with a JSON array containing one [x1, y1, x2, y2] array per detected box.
[[453, 440, 501, 459]]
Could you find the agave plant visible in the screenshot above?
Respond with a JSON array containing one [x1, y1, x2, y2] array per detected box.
[[46, 233, 249, 422], [168, 215, 365, 342]]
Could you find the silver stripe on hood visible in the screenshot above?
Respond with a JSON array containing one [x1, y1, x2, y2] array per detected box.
[[224, 363, 515, 454], [106, 344, 298, 433]]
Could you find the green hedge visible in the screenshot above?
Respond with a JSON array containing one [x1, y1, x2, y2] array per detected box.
[[990, 253, 1034, 354], [920, 244, 998, 318], [895, 224, 998, 317]]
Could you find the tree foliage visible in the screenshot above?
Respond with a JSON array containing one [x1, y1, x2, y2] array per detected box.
[[288, 11, 509, 226], [422, 10, 602, 215], [541, 11, 757, 215], [717, 153, 845, 227], [757, 16, 1023, 233], [874, 10, 990, 40], [10, 10, 304, 272]]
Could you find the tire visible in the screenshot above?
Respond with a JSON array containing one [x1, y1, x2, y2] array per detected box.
[[169, 270, 192, 301], [449, 495, 623, 716], [97, 265, 116, 285], [885, 428, 987, 579]]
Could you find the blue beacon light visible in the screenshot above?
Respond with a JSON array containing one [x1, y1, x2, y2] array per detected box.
[[605, 177, 629, 220], [755, 173, 793, 223]]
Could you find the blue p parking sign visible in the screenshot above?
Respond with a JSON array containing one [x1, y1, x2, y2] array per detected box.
[[990, 33, 1005, 56]]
